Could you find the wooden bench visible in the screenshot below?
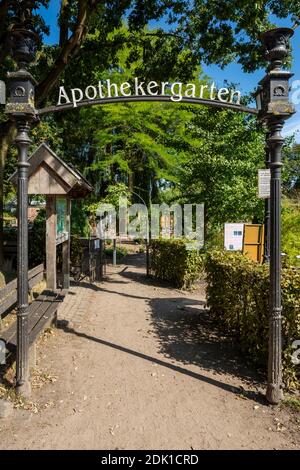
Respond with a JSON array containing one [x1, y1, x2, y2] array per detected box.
[[0, 264, 66, 361], [0, 263, 45, 322]]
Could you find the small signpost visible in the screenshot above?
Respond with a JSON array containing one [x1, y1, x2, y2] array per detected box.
[[258, 169, 271, 199]]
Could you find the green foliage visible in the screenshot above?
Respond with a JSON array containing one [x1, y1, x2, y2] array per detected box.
[[70, 235, 83, 266], [176, 0, 300, 72], [28, 209, 46, 267], [282, 199, 300, 265], [283, 143, 300, 194], [205, 250, 300, 390], [71, 201, 91, 238], [149, 239, 203, 288], [105, 246, 128, 259], [177, 108, 265, 234], [284, 396, 300, 411], [102, 183, 132, 209]]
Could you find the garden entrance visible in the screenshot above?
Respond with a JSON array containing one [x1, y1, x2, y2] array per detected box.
[[4, 24, 296, 405]]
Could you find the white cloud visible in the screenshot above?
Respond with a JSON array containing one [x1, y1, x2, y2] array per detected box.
[[282, 117, 300, 141]]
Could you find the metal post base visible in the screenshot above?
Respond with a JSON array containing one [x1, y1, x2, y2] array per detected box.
[[266, 309, 284, 405], [266, 384, 284, 405], [16, 380, 31, 397]]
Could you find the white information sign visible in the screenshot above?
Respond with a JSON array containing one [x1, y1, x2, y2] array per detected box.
[[258, 169, 271, 199], [224, 223, 244, 251]]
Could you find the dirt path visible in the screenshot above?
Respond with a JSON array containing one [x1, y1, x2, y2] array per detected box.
[[0, 254, 299, 450]]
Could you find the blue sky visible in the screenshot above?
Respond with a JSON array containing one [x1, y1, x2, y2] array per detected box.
[[38, 1, 300, 141]]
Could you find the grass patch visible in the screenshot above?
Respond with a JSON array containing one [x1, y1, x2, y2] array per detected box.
[[283, 396, 300, 412]]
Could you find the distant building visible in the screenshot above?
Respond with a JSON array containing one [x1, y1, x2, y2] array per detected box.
[[224, 223, 244, 251]]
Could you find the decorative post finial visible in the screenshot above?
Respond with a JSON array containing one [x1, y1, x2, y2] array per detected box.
[[261, 28, 294, 71], [9, 0, 39, 70]]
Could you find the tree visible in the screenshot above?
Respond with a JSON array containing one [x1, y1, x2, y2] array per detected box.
[[34, 25, 202, 207], [1, 1, 299, 263], [283, 142, 300, 195], [0, 0, 190, 265], [79, 100, 193, 205], [176, 0, 300, 72], [173, 107, 266, 244]]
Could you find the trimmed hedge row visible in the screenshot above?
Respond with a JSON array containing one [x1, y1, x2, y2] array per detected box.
[[205, 251, 300, 389], [149, 239, 203, 288]]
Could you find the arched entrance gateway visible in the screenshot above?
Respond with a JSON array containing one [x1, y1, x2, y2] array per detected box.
[[4, 14, 296, 404]]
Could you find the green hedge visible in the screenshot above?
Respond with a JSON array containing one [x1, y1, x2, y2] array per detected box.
[[205, 250, 300, 389], [149, 239, 203, 288], [105, 246, 128, 259]]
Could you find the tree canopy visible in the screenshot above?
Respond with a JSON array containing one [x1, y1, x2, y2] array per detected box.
[[1, 1, 299, 262]]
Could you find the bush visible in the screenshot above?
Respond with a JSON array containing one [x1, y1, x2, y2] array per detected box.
[[205, 250, 300, 390], [282, 199, 300, 266], [149, 239, 203, 288], [104, 246, 127, 259]]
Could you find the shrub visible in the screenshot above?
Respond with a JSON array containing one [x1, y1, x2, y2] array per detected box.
[[282, 199, 300, 267], [149, 239, 203, 288], [205, 250, 300, 390], [104, 246, 128, 259]]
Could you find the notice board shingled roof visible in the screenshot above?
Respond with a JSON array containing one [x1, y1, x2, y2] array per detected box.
[[10, 143, 93, 198]]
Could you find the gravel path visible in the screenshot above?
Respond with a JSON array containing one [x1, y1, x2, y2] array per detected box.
[[0, 254, 299, 450]]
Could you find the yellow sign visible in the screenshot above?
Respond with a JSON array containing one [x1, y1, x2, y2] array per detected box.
[[243, 224, 264, 263]]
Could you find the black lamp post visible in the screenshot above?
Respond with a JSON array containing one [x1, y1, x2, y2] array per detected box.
[[263, 131, 271, 263], [255, 28, 295, 404], [5, 4, 38, 396]]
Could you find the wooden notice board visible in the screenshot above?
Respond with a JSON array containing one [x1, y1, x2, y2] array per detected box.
[[243, 224, 264, 263]]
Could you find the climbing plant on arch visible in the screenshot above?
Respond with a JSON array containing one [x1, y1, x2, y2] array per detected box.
[[4, 7, 296, 405]]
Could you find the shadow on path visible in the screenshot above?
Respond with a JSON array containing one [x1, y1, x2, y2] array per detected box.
[[148, 296, 264, 389], [57, 320, 265, 404], [66, 255, 265, 403]]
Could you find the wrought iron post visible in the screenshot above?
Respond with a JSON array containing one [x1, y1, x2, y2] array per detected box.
[[5, 5, 38, 396], [267, 118, 285, 403], [264, 132, 271, 263], [15, 117, 32, 395], [257, 28, 295, 404]]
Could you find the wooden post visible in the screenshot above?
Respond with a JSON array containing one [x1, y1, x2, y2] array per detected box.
[[62, 197, 71, 289], [46, 195, 57, 290]]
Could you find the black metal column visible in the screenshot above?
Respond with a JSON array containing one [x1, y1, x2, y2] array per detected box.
[[5, 3, 38, 395], [15, 117, 32, 396], [256, 27, 294, 404], [266, 119, 284, 404], [264, 133, 271, 263]]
